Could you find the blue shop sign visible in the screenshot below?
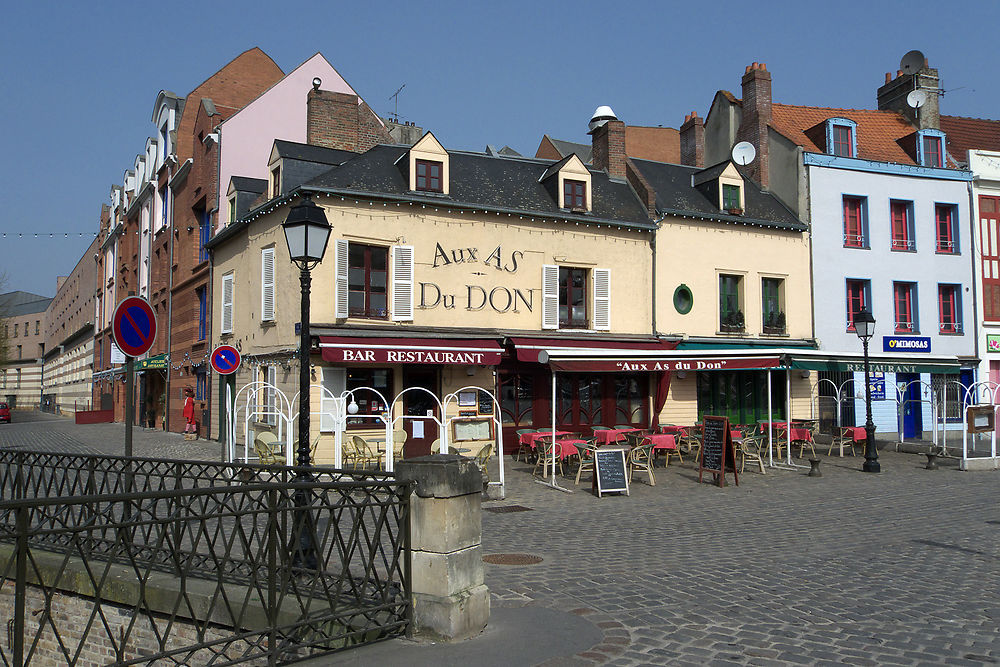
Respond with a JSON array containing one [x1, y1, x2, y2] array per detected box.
[[869, 372, 885, 400], [882, 336, 931, 353]]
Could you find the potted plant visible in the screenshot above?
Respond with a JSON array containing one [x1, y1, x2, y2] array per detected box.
[[726, 207, 743, 216], [721, 310, 745, 332], [764, 311, 786, 334]]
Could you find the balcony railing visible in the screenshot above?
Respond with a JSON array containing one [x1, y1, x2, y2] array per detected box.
[[891, 238, 916, 251], [843, 233, 866, 248], [940, 321, 963, 334], [894, 320, 916, 333], [936, 239, 956, 253]]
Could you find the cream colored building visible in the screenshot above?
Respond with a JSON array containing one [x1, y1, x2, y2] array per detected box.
[[1, 291, 51, 410]]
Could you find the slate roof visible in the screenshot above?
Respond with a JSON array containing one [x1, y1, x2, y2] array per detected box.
[[770, 104, 920, 164], [302, 145, 654, 228], [272, 140, 357, 165], [229, 176, 266, 194], [940, 115, 1000, 163], [0, 291, 52, 318], [546, 137, 592, 163], [632, 159, 806, 231]]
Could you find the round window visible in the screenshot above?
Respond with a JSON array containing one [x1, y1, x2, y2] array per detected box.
[[673, 284, 693, 314]]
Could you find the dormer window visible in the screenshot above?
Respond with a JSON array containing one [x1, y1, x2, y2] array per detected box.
[[270, 166, 281, 198], [917, 129, 946, 167], [723, 184, 741, 211], [416, 160, 443, 192], [564, 180, 586, 209], [825, 118, 857, 158]]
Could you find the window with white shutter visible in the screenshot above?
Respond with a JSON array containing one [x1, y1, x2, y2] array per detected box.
[[260, 247, 275, 321], [221, 272, 234, 334], [593, 268, 610, 330], [334, 240, 349, 319], [542, 264, 559, 329], [391, 245, 414, 321]]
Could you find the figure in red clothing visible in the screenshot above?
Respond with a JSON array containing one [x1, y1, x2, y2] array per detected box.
[[183, 386, 197, 439]]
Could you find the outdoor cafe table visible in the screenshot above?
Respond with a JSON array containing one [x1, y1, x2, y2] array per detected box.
[[518, 430, 572, 448], [640, 433, 679, 462], [594, 428, 642, 445], [846, 426, 868, 442], [659, 425, 686, 436]]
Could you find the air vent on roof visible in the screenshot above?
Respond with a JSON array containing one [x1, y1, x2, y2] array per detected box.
[[588, 106, 617, 132]]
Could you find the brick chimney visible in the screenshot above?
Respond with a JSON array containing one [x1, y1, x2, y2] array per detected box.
[[877, 57, 940, 130], [737, 62, 771, 188], [589, 106, 627, 180], [679, 111, 705, 167], [307, 88, 393, 152]]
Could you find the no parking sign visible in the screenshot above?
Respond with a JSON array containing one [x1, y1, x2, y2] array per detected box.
[[112, 297, 157, 358], [211, 345, 241, 375]]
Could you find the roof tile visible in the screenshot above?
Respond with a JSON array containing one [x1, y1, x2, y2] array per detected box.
[[770, 104, 919, 164]]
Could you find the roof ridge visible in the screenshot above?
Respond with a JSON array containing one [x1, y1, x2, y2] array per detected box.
[[773, 102, 903, 116], [942, 113, 1000, 124]]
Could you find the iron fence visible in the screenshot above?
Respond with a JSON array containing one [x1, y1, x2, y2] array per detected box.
[[0, 450, 411, 666]]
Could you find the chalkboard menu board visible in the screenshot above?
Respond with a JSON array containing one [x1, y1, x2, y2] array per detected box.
[[477, 390, 494, 415], [699, 415, 738, 487], [594, 447, 630, 497]]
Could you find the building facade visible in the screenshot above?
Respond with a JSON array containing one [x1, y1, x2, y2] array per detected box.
[[0, 291, 52, 410]]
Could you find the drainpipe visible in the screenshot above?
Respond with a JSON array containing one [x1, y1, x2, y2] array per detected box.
[[968, 178, 980, 384], [164, 160, 175, 431], [650, 229, 657, 335]]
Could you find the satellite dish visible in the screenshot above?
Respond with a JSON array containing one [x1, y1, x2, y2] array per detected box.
[[731, 141, 757, 166], [906, 90, 928, 108], [900, 50, 925, 75]]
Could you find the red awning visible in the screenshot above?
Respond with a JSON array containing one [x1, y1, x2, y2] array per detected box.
[[320, 336, 503, 365], [509, 337, 677, 364], [548, 356, 782, 372]]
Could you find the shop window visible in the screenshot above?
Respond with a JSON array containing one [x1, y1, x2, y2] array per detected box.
[[499, 372, 534, 427], [415, 160, 442, 192], [697, 370, 784, 425], [938, 284, 962, 334], [614, 375, 646, 424], [935, 204, 958, 254], [981, 195, 1000, 322], [719, 274, 744, 333], [347, 243, 388, 319], [843, 196, 868, 248], [890, 200, 915, 251], [762, 277, 785, 334], [893, 281, 917, 333], [932, 371, 973, 423], [846, 279, 871, 332], [345, 368, 393, 428]]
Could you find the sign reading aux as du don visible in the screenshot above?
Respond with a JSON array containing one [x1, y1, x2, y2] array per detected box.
[[419, 242, 534, 314]]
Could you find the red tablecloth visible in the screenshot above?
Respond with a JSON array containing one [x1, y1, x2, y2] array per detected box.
[[847, 426, 868, 442], [786, 428, 813, 442], [642, 433, 677, 451], [659, 425, 686, 435], [518, 431, 571, 447], [594, 428, 642, 445]]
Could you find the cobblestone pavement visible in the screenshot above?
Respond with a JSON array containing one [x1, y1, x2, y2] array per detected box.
[[3, 413, 999, 665]]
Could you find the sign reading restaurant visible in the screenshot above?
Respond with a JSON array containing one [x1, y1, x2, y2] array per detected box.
[[882, 336, 931, 353], [320, 337, 503, 365]]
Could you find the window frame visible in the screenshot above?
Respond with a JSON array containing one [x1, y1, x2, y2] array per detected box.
[[558, 266, 588, 329], [843, 195, 868, 248], [347, 243, 389, 320], [199, 209, 211, 263], [345, 368, 394, 429], [270, 165, 281, 198], [935, 203, 958, 254], [722, 184, 741, 211], [761, 277, 785, 334], [893, 281, 918, 334], [826, 118, 858, 158], [938, 284, 962, 334], [917, 129, 947, 168], [196, 286, 207, 341], [415, 159, 443, 193], [890, 200, 915, 252], [563, 179, 586, 209], [845, 279, 871, 333], [719, 273, 744, 333]]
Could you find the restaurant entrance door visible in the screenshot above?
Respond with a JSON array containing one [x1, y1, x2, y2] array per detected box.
[[556, 373, 648, 434], [402, 368, 439, 458]]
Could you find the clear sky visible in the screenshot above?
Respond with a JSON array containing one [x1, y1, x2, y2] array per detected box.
[[2, 0, 998, 297]]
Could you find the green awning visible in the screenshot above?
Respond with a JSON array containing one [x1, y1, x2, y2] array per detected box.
[[135, 353, 169, 371], [788, 356, 960, 375]]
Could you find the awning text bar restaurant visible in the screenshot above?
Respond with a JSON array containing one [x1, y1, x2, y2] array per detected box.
[[320, 337, 503, 365]]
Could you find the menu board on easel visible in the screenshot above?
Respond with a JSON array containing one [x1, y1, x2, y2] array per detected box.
[[593, 447, 630, 497], [699, 415, 738, 487]]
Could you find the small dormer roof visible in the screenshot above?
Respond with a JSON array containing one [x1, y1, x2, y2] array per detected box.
[[691, 160, 735, 187]]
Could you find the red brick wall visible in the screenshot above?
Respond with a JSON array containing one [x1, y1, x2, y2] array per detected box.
[[307, 89, 394, 152], [679, 112, 705, 167], [738, 62, 771, 188], [591, 120, 627, 180]]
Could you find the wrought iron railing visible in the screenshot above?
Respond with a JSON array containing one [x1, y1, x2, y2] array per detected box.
[[0, 451, 411, 666]]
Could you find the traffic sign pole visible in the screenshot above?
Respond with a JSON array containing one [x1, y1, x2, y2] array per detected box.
[[125, 356, 134, 458]]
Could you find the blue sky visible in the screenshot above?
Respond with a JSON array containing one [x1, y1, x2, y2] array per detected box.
[[2, 0, 999, 296]]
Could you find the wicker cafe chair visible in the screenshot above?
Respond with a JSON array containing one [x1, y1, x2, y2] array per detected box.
[[573, 439, 598, 485], [392, 429, 407, 461], [628, 440, 655, 486], [474, 443, 494, 483], [351, 435, 378, 468], [532, 437, 563, 478], [514, 428, 536, 462], [738, 434, 766, 474], [828, 426, 858, 457], [678, 427, 702, 463], [254, 431, 283, 465]]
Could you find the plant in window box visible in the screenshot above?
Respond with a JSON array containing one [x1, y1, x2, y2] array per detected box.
[[726, 207, 743, 216], [721, 310, 745, 332], [763, 311, 786, 334]]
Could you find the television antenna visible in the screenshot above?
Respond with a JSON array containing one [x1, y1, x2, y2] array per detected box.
[[389, 84, 405, 123], [731, 141, 757, 166]]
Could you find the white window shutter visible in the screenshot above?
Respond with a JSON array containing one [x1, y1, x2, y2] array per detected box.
[[261, 248, 275, 321], [335, 240, 349, 318], [593, 268, 611, 331], [542, 264, 559, 330], [221, 273, 234, 334], [391, 245, 414, 321]]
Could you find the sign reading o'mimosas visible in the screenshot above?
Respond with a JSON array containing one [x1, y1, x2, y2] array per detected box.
[[882, 336, 931, 353]]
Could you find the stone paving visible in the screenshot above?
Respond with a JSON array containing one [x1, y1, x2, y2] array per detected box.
[[2, 412, 999, 665]]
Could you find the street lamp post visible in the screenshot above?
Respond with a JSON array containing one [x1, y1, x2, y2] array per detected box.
[[854, 308, 880, 473], [282, 192, 332, 568]]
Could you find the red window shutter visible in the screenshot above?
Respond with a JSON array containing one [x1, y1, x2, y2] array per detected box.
[[981, 196, 1000, 321]]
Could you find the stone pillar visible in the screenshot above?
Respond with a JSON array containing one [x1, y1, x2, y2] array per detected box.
[[396, 455, 489, 641]]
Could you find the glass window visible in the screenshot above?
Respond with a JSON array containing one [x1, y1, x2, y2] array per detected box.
[[558, 267, 587, 328], [890, 201, 914, 251], [843, 196, 867, 247], [832, 124, 854, 157], [981, 195, 1000, 322], [196, 371, 206, 401], [563, 179, 586, 209], [938, 284, 961, 334], [499, 372, 534, 427], [197, 287, 207, 341], [270, 166, 281, 198], [199, 208, 211, 263], [762, 278, 784, 334], [348, 243, 389, 319], [557, 375, 604, 427], [614, 375, 646, 425], [719, 274, 743, 332], [893, 282, 917, 333], [345, 368, 393, 428], [697, 370, 784, 425], [935, 204, 957, 254], [923, 135, 942, 167], [415, 160, 442, 192], [846, 279, 871, 332]]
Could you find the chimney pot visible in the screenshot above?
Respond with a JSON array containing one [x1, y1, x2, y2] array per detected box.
[[885, 72, 892, 83], [897, 69, 904, 78]]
